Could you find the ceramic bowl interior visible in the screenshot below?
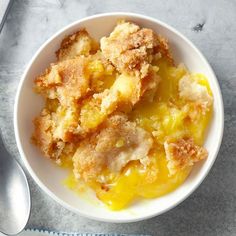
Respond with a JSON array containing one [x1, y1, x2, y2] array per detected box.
[[14, 13, 224, 223]]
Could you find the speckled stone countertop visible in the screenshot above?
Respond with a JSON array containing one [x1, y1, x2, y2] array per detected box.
[[0, 0, 235, 235]]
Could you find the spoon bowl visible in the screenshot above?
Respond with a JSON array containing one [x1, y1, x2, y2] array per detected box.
[[0, 133, 30, 235]]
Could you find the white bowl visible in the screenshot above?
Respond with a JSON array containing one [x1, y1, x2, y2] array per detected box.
[[14, 12, 224, 223]]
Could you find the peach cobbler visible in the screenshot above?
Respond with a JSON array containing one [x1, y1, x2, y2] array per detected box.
[[33, 21, 213, 210]]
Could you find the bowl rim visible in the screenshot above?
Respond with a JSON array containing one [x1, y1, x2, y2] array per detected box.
[[14, 12, 224, 223]]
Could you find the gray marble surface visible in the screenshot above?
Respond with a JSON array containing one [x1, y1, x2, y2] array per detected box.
[[0, 0, 235, 235]]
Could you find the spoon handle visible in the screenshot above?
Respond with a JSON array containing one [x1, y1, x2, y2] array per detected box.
[[0, 0, 14, 34]]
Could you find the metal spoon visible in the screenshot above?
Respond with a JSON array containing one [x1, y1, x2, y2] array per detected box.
[[0, 1, 30, 234], [0, 132, 31, 235], [0, 0, 14, 34]]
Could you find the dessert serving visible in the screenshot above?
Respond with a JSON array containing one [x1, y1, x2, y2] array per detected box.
[[32, 20, 213, 210]]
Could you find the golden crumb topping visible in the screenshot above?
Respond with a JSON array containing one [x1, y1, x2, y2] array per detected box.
[[73, 113, 153, 182], [101, 21, 166, 77], [32, 20, 213, 210], [56, 29, 99, 61], [35, 57, 90, 106], [164, 138, 208, 176], [33, 109, 54, 158], [179, 75, 213, 111]]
